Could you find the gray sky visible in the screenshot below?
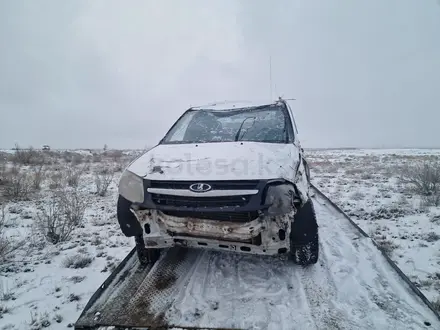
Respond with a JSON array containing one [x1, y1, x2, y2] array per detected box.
[[1, 0, 440, 149]]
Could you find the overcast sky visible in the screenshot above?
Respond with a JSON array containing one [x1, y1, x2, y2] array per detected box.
[[1, 0, 439, 149]]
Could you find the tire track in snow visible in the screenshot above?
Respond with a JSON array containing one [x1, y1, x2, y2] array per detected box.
[[304, 195, 382, 329], [161, 192, 440, 330], [358, 239, 431, 329]]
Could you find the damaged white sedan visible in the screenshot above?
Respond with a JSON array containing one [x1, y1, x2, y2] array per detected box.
[[117, 98, 319, 266]]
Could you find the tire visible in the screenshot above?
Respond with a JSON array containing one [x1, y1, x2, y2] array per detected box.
[[290, 198, 319, 266], [135, 235, 160, 266]]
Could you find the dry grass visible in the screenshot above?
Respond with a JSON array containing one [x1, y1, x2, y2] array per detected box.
[[63, 253, 93, 269], [2, 166, 33, 201], [399, 161, 440, 204], [371, 234, 399, 256], [0, 205, 22, 262], [423, 232, 440, 243]]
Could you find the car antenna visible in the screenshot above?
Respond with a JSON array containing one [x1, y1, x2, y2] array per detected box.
[[269, 55, 273, 101]]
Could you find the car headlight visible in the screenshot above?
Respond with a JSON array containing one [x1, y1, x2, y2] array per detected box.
[[118, 170, 144, 203], [264, 184, 295, 216]]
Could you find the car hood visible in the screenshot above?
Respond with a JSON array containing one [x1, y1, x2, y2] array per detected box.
[[127, 142, 300, 181]]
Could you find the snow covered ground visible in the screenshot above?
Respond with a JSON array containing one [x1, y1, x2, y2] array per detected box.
[[306, 149, 440, 307], [0, 149, 138, 329], [0, 148, 439, 329]]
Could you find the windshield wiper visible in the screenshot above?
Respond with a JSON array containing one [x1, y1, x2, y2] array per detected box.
[[235, 117, 255, 141]]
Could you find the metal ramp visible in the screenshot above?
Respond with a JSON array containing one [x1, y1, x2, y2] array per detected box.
[[75, 187, 440, 330]]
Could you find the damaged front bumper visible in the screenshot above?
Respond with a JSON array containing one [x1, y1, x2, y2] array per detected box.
[[133, 209, 294, 256]]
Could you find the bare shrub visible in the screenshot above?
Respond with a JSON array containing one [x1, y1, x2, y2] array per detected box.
[[345, 168, 364, 176], [54, 314, 63, 324], [430, 215, 440, 224], [58, 189, 87, 226], [382, 166, 395, 178], [423, 232, 440, 243], [36, 199, 68, 244], [397, 195, 410, 206], [0, 205, 22, 262], [0, 162, 7, 186], [71, 153, 84, 165], [105, 150, 124, 162], [48, 171, 64, 189], [94, 168, 114, 196], [92, 154, 102, 163], [29, 311, 51, 329], [63, 253, 93, 269], [113, 162, 125, 173], [68, 275, 86, 283], [30, 164, 46, 190], [375, 237, 399, 256], [0, 303, 10, 318], [351, 190, 365, 201], [62, 151, 75, 163], [3, 166, 33, 201], [399, 162, 440, 201], [36, 189, 87, 244], [418, 200, 430, 213], [65, 167, 84, 187], [11, 144, 37, 164], [421, 194, 440, 208]]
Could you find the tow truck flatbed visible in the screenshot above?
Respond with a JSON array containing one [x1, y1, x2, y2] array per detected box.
[[75, 186, 440, 330]]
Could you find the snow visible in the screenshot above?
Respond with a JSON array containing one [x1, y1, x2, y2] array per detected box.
[[307, 148, 440, 304], [76, 189, 440, 330], [128, 141, 299, 181], [0, 152, 136, 329], [160, 190, 440, 329], [191, 100, 274, 111], [1, 148, 440, 329]]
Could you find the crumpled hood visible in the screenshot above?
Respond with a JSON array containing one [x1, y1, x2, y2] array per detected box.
[[127, 141, 300, 181]]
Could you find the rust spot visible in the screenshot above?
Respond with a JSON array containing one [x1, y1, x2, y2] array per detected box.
[[146, 241, 158, 247]]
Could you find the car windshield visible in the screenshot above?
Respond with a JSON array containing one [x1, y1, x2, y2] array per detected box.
[[161, 105, 291, 144]]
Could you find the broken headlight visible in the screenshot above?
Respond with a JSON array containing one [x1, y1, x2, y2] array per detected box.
[[264, 184, 296, 216], [118, 169, 144, 203]]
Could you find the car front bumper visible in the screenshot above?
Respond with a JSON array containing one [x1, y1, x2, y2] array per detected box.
[[133, 209, 294, 256]]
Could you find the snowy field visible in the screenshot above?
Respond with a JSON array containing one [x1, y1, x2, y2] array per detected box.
[[0, 147, 439, 329], [306, 149, 440, 307]]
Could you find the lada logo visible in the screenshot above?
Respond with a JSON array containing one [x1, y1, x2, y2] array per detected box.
[[189, 183, 212, 192]]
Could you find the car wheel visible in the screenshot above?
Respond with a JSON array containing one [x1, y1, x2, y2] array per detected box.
[[135, 235, 160, 266], [290, 198, 319, 265]]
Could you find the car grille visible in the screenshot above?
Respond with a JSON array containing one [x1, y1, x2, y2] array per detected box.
[[149, 180, 260, 190], [151, 194, 251, 208], [163, 210, 259, 222]]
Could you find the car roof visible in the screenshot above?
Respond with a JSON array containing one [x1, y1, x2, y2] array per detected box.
[[190, 100, 280, 111]]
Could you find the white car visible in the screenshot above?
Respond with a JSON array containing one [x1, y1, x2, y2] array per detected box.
[[117, 99, 319, 266]]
